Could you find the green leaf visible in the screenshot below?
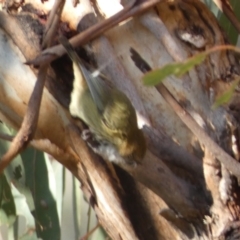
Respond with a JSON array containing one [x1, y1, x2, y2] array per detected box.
[[50, 157, 63, 225], [175, 53, 206, 77], [218, 0, 240, 44], [143, 63, 180, 86], [212, 78, 240, 108], [0, 123, 39, 239], [11, 184, 36, 230], [143, 53, 206, 86], [0, 124, 17, 227], [8, 224, 15, 240], [0, 174, 16, 226], [21, 149, 61, 240]]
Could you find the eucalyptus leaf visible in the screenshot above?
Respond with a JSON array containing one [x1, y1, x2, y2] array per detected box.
[[0, 175, 16, 226], [21, 149, 61, 240], [11, 184, 36, 230], [143, 53, 206, 86], [212, 78, 240, 108], [218, 0, 240, 44], [0, 123, 35, 230]]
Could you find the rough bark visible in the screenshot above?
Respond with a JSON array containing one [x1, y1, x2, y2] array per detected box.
[[0, 0, 240, 239]]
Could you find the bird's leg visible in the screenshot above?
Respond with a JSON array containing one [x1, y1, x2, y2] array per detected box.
[[81, 129, 101, 150], [82, 129, 136, 167]]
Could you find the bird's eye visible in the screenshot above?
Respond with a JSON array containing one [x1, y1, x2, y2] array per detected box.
[[121, 132, 127, 139]]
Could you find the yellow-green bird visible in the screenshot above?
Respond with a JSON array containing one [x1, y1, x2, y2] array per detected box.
[[59, 36, 146, 165]]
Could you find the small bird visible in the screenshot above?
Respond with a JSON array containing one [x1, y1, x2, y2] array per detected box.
[[59, 36, 146, 165]]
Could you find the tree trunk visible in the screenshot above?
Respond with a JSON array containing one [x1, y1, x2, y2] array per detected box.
[[0, 0, 240, 239]]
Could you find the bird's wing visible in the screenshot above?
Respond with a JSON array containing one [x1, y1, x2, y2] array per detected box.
[[59, 36, 110, 113]]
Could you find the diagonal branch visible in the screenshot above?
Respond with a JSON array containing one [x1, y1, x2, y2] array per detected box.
[[26, 0, 163, 66], [0, 64, 48, 173], [0, 0, 65, 174], [130, 48, 240, 178], [42, 0, 66, 48], [157, 84, 240, 178]]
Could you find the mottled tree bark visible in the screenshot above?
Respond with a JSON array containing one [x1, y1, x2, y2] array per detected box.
[[0, 0, 240, 239]]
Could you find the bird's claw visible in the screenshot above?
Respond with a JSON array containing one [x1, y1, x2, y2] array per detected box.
[[81, 129, 92, 141]]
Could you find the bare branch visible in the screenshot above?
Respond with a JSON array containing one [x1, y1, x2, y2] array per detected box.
[[122, 150, 206, 220], [67, 125, 139, 240], [140, 12, 187, 62], [26, 0, 163, 66], [42, 0, 66, 48], [0, 0, 65, 173], [157, 84, 240, 178], [0, 12, 40, 60], [144, 126, 204, 181], [0, 64, 48, 173], [129, 44, 240, 178], [80, 223, 100, 240]]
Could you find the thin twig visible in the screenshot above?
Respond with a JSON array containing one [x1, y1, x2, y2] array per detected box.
[[27, 0, 163, 66], [213, 0, 240, 34], [157, 84, 240, 178], [42, 0, 66, 48], [86, 204, 92, 234], [0, 0, 66, 174], [130, 46, 240, 178], [80, 223, 100, 240], [0, 64, 48, 173]]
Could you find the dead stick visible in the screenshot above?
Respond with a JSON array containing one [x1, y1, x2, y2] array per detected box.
[[27, 0, 162, 66], [157, 84, 240, 178]]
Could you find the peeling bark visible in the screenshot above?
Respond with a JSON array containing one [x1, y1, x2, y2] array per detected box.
[[1, 0, 240, 239]]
